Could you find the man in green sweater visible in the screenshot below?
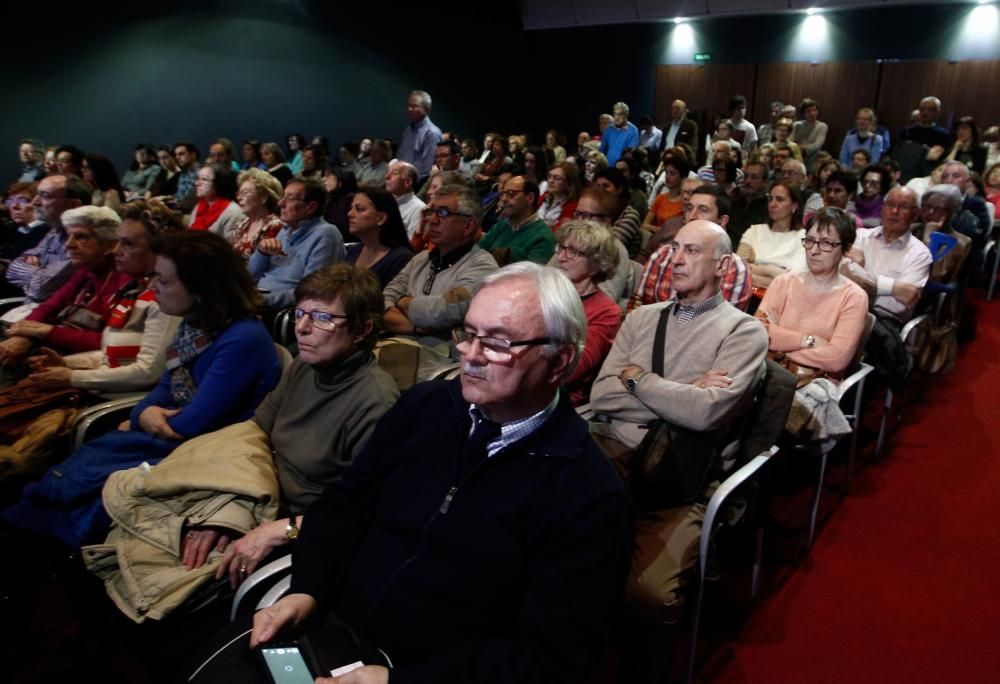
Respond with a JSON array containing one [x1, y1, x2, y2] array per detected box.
[[590, 219, 768, 624], [478, 175, 555, 266]]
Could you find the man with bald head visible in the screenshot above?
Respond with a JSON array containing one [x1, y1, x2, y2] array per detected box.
[[386, 159, 427, 240], [590, 219, 768, 621], [661, 99, 699, 159]]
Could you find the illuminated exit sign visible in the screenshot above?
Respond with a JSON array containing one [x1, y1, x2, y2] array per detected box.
[[694, 52, 713, 64]]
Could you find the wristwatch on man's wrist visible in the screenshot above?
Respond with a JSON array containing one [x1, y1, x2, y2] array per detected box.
[[286, 517, 299, 541], [804, 334, 817, 348], [625, 369, 646, 394]]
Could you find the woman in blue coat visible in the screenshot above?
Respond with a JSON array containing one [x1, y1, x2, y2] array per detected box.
[[2, 231, 281, 548]]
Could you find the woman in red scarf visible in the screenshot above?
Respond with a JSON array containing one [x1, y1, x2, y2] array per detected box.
[[188, 163, 245, 242]]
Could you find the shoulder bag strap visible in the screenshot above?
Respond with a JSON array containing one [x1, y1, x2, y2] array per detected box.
[[651, 303, 672, 376]]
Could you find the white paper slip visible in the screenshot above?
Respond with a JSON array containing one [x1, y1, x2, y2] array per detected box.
[[330, 661, 365, 677]]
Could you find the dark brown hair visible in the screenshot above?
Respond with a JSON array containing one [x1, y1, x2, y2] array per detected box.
[[153, 231, 262, 331], [294, 263, 383, 349]]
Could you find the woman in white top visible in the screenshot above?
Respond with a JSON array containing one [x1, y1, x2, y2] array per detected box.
[[738, 180, 807, 289]]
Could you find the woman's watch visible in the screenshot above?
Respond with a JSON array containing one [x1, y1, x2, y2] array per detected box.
[[286, 517, 299, 540]]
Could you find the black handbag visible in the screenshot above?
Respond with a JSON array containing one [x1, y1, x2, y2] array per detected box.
[[627, 305, 721, 511]]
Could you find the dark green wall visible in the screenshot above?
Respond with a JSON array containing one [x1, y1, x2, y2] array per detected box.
[[3, 2, 997, 182]]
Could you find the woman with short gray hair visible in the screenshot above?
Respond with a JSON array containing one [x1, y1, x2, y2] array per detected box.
[[0, 205, 129, 367]]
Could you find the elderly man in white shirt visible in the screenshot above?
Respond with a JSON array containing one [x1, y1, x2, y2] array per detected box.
[[840, 186, 932, 323], [385, 160, 427, 240]]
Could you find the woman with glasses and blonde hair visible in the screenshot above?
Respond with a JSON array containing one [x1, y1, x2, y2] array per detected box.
[[230, 168, 284, 260], [552, 221, 620, 406]]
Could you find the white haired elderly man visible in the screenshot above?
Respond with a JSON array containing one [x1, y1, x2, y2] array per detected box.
[[397, 89, 442, 181], [599, 101, 640, 165], [248, 262, 633, 684], [939, 160, 992, 250]]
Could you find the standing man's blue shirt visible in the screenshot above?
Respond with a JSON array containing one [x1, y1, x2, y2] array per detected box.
[[398, 117, 442, 179], [248, 217, 344, 310], [599, 123, 640, 165]]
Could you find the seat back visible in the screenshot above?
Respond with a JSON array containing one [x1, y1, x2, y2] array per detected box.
[[737, 360, 797, 463], [848, 313, 876, 374], [893, 140, 929, 183], [271, 307, 295, 348]]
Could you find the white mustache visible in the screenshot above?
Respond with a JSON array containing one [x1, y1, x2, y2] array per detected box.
[[462, 363, 488, 379]]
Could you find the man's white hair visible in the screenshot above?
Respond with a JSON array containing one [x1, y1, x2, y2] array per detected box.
[[409, 89, 432, 111], [478, 262, 586, 379]]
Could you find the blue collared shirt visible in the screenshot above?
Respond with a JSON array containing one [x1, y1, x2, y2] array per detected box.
[[175, 168, 198, 200], [398, 116, 443, 178], [5, 225, 73, 302], [248, 217, 345, 309], [469, 392, 561, 458], [639, 126, 663, 152], [598, 122, 640, 165]]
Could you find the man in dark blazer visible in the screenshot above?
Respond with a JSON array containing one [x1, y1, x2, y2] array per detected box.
[[660, 99, 699, 162]]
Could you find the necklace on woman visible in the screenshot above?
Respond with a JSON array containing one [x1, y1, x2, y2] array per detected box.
[[356, 245, 388, 269]]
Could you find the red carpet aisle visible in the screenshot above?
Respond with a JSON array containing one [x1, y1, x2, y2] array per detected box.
[[705, 294, 1000, 684]]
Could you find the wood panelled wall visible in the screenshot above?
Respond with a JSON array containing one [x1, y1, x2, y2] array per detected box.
[[654, 60, 1000, 164]]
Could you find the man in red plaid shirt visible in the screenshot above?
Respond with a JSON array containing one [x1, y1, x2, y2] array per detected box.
[[628, 184, 752, 312]]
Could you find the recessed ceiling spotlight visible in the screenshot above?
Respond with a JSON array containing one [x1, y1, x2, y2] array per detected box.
[[674, 16, 687, 24], [806, 7, 818, 15]]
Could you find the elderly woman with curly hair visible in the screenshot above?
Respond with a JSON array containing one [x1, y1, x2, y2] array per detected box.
[[551, 220, 621, 406], [230, 168, 284, 260]]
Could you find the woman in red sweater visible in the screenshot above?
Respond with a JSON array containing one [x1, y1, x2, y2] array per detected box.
[[554, 220, 622, 405]]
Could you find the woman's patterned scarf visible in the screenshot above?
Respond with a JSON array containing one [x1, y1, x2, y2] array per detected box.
[[164, 318, 216, 405]]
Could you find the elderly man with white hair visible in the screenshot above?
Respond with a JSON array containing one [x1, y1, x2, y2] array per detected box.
[[939, 160, 992, 249], [247, 262, 633, 684], [599, 101, 640, 165], [397, 89, 442, 181]]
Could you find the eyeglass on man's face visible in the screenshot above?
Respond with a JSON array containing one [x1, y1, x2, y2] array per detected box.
[[801, 237, 842, 252], [422, 206, 472, 220], [452, 328, 552, 363], [499, 189, 527, 200], [293, 308, 349, 332]]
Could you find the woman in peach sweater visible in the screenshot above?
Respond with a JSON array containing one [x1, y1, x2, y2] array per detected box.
[[757, 207, 868, 380]]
